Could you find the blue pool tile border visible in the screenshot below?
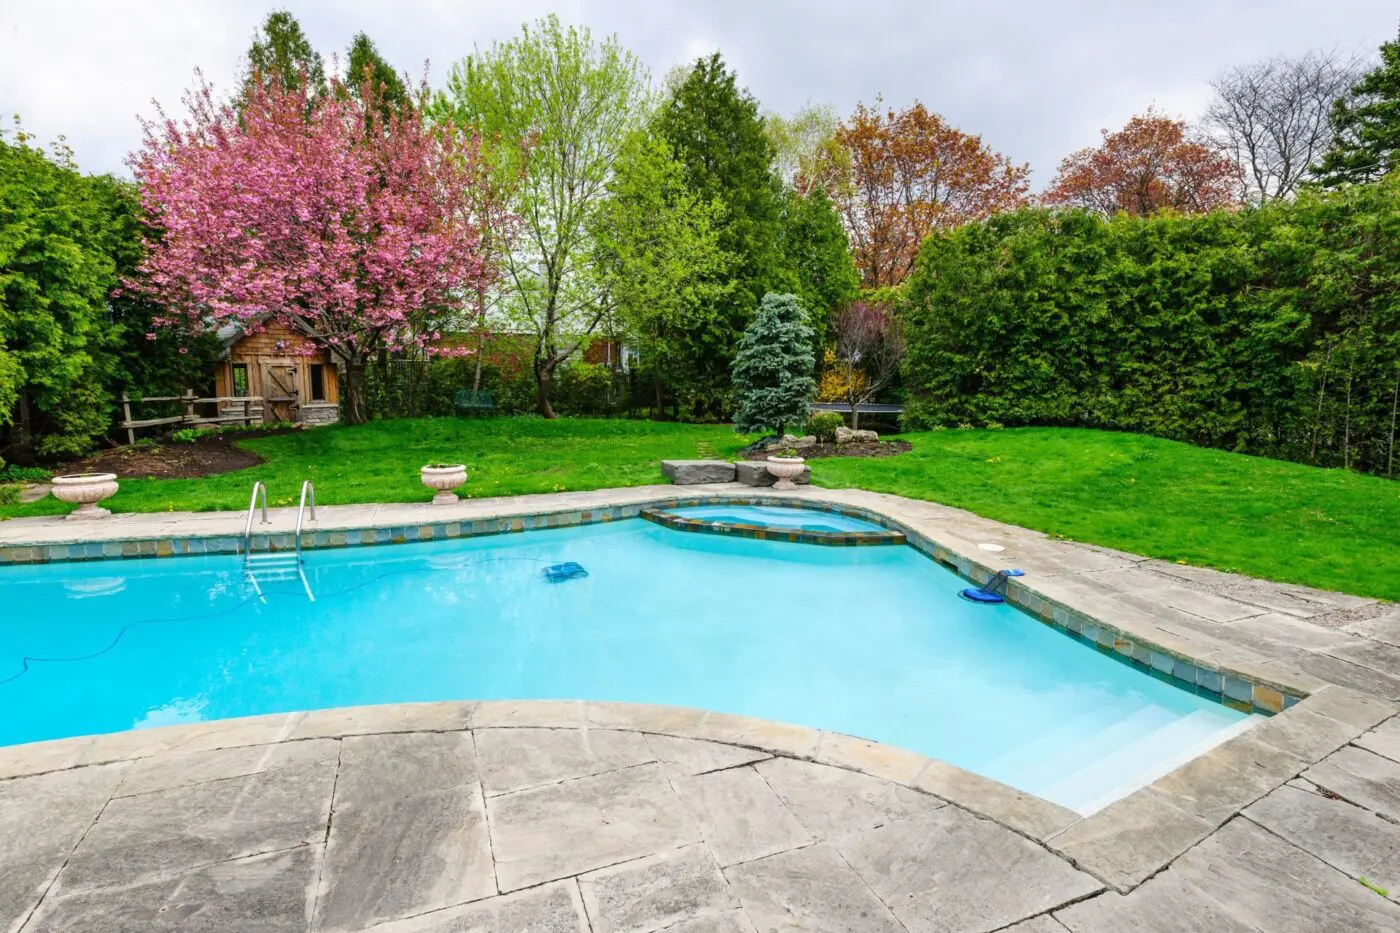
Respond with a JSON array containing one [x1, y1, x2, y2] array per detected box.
[[638, 506, 905, 547], [0, 493, 1299, 715]]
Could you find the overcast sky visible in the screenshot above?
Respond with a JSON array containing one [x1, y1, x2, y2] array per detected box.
[[2, 1, 1396, 186]]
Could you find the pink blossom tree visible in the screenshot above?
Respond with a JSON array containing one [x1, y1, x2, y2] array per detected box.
[[128, 72, 495, 423]]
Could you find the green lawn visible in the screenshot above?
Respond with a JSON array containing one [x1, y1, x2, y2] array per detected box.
[[3, 418, 1396, 600]]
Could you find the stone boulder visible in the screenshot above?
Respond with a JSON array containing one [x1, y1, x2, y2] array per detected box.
[[834, 426, 880, 445], [793, 435, 817, 450], [735, 460, 812, 486], [661, 460, 737, 485]]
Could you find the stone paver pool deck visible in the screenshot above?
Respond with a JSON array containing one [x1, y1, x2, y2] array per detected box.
[[3, 484, 1400, 931]]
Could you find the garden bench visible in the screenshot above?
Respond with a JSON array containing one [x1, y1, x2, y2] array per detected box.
[[454, 388, 497, 417]]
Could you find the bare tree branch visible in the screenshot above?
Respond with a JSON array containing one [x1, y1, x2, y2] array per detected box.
[[1204, 50, 1365, 204]]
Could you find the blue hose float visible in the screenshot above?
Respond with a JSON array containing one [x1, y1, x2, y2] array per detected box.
[[959, 569, 1025, 604]]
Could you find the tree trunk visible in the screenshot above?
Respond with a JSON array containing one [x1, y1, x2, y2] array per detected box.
[[471, 285, 487, 394], [850, 404, 861, 431], [535, 359, 557, 419], [343, 356, 370, 425], [652, 368, 664, 420], [472, 331, 486, 394]]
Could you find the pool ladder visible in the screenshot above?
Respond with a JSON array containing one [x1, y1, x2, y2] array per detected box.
[[242, 481, 316, 601]]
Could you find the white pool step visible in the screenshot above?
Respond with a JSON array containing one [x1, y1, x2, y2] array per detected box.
[[974, 703, 1137, 780], [996, 706, 1256, 815], [1004, 705, 1180, 792]]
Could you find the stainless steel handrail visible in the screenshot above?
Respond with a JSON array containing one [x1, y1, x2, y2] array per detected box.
[[242, 481, 269, 559], [295, 480, 316, 560]]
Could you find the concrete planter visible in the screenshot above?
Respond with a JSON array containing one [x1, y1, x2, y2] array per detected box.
[[420, 464, 468, 505], [766, 457, 806, 491], [51, 472, 119, 520]]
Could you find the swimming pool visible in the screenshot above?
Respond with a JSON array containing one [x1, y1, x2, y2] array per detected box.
[[0, 515, 1257, 814]]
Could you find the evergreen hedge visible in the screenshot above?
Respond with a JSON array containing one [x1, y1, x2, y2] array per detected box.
[[902, 177, 1400, 476]]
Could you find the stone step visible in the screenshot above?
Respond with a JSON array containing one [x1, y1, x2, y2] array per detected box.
[[660, 460, 736, 485]]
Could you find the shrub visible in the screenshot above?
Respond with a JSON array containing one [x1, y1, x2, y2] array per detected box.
[[556, 362, 618, 416], [0, 465, 53, 483], [171, 421, 296, 444], [0, 484, 17, 505], [808, 411, 844, 442], [901, 179, 1400, 476]]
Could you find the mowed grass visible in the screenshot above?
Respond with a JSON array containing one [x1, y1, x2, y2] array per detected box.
[[0, 418, 753, 515], [3, 418, 1396, 600], [815, 428, 1400, 601]]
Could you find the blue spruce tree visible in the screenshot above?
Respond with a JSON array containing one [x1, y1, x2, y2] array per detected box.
[[731, 293, 817, 436]]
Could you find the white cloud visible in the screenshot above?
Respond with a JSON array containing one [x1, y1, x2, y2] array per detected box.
[[1, 0, 1395, 187]]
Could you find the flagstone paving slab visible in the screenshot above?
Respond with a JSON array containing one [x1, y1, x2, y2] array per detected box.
[[723, 845, 906, 933], [754, 755, 946, 842], [835, 807, 1101, 933], [56, 757, 335, 894], [349, 880, 587, 933], [473, 727, 655, 796], [1245, 784, 1400, 902], [315, 787, 494, 933], [672, 764, 812, 867], [485, 762, 697, 893], [1300, 744, 1400, 819], [23, 847, 319, 933], [576, 844, 737, 933]]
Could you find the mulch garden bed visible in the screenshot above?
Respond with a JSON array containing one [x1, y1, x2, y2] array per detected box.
[[796, 440, 911, 459], [740, 439, 912, 460], [60, 429, 298, 479]]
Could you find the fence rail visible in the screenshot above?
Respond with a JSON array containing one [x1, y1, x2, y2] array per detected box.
[[119, 391, 264, 444]]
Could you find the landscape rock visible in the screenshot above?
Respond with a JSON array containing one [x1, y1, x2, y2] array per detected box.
[[834, 426, 879, 445], [734, 461, 811, 486], [793, 435, 817, 449], [660, 460, 737, 485]]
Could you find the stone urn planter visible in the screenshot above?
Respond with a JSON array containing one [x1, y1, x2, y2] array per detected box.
[[766, 456, 806, 491], [420, 464, 468, 505], [51, 472, 120, 520]]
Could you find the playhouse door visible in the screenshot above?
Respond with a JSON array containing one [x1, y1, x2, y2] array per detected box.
[[260, 360, 300, 422]]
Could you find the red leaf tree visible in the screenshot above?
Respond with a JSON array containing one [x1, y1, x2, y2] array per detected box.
[[128, 72, 496, 423], [812, 101, 1030, 288], [1043, 110, 1241, 217]]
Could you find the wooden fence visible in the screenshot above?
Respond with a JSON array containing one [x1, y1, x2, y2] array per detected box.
[[118, 391, 264, 444]]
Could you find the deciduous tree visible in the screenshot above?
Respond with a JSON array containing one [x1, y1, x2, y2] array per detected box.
[[1205, 51, 1362, 203], [1314, 26, 1400, 186], [1044, 110, 1241, 217], [590, 132, 732, 417], [0, 128, 119, 461], [433, 16, 650, 418], [831, 301, 903, 430], [731, 293, 816, 436], [130, 73, 493, 424], [766, 102, 846, 196], [815, 100, 1030, 289]]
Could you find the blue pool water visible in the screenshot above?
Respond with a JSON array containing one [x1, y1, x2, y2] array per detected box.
[[0, 517, 1255, 813], [667, 504, 888, 534]]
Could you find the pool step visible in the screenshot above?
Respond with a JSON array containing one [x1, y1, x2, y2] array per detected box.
[[974, 703, 1134, 782], [1006, 707, 1254, 815], [1049, 712, 1257, 815], [1002, 705, 1179, 793]]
